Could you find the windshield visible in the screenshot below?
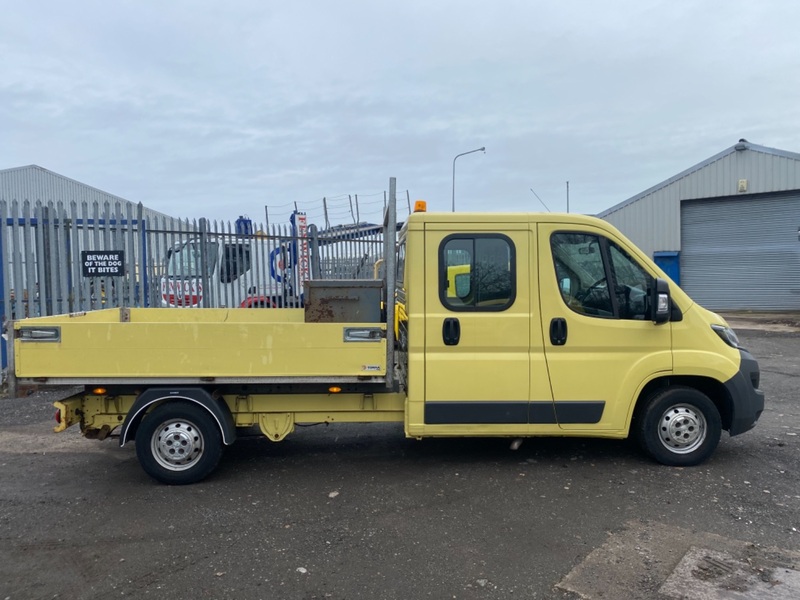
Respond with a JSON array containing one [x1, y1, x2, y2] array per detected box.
[[167, 240, 219, 277]]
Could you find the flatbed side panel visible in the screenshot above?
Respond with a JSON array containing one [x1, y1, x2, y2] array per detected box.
[[13, 307, 307, 325], [123, 307, 307, 324], [15, 320, 386, 378], [13, 376, 387, 386]]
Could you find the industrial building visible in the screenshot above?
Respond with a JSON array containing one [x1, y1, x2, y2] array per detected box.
[[0, 164, 179, 331], [0, 164, 172, 222], [599, 140, 800, 311]]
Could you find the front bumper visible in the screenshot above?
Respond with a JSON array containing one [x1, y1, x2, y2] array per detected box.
[[724, 349, 765, 436]]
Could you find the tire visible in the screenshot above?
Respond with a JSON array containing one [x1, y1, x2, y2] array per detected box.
[[634, 386, 722, 467], [135, 401, 223, 485]]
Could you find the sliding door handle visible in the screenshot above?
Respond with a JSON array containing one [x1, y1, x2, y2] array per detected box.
[[550, 317, 568, 346], [443, 318, 461, 346]]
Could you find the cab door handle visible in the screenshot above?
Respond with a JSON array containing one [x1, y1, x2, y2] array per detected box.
[[550, 317, 568, 346], [443, 318, 461, 346]]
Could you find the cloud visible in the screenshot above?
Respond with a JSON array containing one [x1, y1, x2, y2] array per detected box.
[[2, 0, 800, 225]]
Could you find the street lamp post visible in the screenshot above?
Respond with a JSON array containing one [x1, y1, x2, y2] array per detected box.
[[452, 146, 485, 212]]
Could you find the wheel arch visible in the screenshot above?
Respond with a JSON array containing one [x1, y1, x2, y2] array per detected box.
[[120, 388, 236, 447], [632, 375, 733, 432], [239, 295, 276, 308]]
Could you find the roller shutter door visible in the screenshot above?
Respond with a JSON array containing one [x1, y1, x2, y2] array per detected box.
[[680, 193, 800, 310]]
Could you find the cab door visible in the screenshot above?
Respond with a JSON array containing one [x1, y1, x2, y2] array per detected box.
[[537, 223, 672, 432], [422, 222, 554, 433]]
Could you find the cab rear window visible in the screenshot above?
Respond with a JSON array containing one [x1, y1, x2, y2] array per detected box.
[[439, 234, 515, 311]]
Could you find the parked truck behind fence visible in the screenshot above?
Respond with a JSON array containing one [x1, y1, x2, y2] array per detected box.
[[9, 179, 764, 484], [161, 212, 385, 310]]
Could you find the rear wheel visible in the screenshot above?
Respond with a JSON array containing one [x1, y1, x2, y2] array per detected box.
[[135, 402, 223, 484], [635, 386, 721, 466]]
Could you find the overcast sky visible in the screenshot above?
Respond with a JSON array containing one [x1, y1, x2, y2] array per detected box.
[[2, 0, 799, 227]]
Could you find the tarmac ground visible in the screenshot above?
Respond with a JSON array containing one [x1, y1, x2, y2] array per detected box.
[[0, 318, 798, 599]]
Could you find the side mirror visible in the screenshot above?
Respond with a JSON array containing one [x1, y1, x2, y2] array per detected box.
[[651, 277, 671, 324], [559, 278, 572, 296]]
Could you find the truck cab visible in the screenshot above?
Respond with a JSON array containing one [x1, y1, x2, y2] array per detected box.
[[399, 211, 764, 466]]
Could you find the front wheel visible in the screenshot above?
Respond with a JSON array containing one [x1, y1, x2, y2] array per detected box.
[[634, 386, 722, 466], [135, 401, 223, 484]]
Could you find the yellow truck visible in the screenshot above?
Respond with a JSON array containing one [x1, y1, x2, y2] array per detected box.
[[9, 188, 764, 484]]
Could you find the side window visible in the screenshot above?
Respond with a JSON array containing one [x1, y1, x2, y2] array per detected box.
[[609, 242, 650, 320], [551, 233, 613, 317], [220, 243, 252, 283], [551, 233, 652, 320], [439, 235, 515, 311]]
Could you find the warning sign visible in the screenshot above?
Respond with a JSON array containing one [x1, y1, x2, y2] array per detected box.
[[82, 251, 125, 277]]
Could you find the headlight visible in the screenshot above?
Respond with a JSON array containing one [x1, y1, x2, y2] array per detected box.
[[711, 324, 741, 349]]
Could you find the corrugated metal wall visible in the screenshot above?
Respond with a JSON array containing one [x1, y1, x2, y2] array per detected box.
[[0, 165, 172, 223], [601, 144, 800, 258], [680, 193, 800, 310], [602, 192, 680, 258]]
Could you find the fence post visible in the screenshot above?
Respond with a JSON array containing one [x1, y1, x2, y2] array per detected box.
[[384, 178, 397, 390], [137, 203, 147, 307], [41, 204, 54, 315], [308, 224, 321, 279], [199, 218, 210, 308], [0, 202, 6, 326], [0, 202, 6, 373]]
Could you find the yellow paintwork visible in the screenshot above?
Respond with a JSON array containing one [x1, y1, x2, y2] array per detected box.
[[535, 221, 673, 433], [28, 211, 745, 446], [672, 303, 741, 378], [227, 391, 405, 419], [15, 308, 386, 378], [55, 390, 406, 439], [394, 301, 407, 339], [259, 413, 295, 441], [417, 223, 555, 437], [445, 264, 470, 298], [54, 393, 136, 435], [401, 212, 741, 439], [53, 397, 83, 432]]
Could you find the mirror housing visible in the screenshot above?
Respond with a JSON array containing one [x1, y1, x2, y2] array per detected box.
[[651, 277, 671, 324]]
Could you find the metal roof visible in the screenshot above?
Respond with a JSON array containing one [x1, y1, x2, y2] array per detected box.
[[0, 164, 175, 220], [598, 140, 800, 218]]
